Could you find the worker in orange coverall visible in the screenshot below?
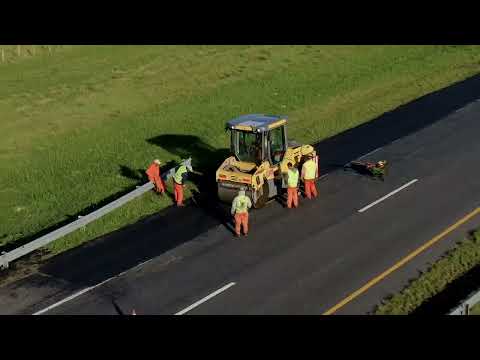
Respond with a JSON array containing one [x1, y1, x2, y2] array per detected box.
[[146, 159, 165, 194], [301, 153, 318, 199], [286, 162, 300, 208]]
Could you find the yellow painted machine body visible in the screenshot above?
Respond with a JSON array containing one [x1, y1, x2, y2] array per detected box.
[[216, 114, 316, 208]]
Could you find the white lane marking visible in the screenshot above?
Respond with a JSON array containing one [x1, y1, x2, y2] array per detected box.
[[357, 147, 382, 160], [33, 258, 154, 315], [174, 282, 236, 315], [33, 280, 109, 315], [358, 179, 418, 213]]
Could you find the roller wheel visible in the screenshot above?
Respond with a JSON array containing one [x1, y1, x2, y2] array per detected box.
[[218, 185, 238, 204]]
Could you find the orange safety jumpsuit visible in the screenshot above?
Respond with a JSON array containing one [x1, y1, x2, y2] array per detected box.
[[146, 163, 165, 193], [231, 193, 252, 236], [286, 167, 300, 208], [301, 158, 318, 199], [173, 164, 189, 206]]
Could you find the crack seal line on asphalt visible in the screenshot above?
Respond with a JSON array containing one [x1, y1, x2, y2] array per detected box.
[[318, 148, 384, 181], [32, 258, 154, 315], [174, 282, 236, 315], [358, 179, 418, 213], [357, 147, 382, 160], [323, 206, 480, 315]]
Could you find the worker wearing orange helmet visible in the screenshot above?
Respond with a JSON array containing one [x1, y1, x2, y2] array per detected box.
[[146, 159, 165, 194], [301, 153, 318, 199]]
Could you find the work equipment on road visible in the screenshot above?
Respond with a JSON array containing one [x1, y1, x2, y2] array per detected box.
[[146, 159, 165, 194], [345, 160, 388, 180], [216, 114, 317, 208], [231, 187, 252, 236]]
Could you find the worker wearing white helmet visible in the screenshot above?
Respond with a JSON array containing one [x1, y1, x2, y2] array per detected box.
[[286, 162, 300, 209], [173, 161, 192, 207], [231, 186, 252, 237], [301, 152, 319, 199], [146, 159, 165, 194], [172, 158, 203, 207]]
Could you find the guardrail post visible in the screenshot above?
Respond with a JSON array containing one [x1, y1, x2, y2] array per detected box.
[[465, 303, 470, 315]]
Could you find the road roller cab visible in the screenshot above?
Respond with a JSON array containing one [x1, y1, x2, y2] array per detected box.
[[216, 114, 316, 208]]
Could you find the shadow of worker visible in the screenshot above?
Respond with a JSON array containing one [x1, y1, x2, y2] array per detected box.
[[119, 165, 147, 182]]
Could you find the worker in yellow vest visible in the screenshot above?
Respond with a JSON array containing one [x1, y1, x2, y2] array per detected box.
[[172, 163, 192, 207], [231, 187, 252, 237], [286, 162, 300, 208], [301, 153, 318, 199]]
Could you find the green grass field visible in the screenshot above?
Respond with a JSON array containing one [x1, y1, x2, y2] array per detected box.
[[375, 231, 480, 315], [469, 302, 480, 315], [0, 45, 67, 63], [2, 45, 480, 260]]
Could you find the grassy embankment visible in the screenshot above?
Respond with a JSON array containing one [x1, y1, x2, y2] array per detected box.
[[1, 45, 480, 261], [375, 231, 480, 315]]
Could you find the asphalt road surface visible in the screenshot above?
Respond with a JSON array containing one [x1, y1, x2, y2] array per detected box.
[[2, 75, 480, 315]]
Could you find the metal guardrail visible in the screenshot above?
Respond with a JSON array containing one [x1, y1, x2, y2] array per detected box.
[[448, 286, 480, 315], [0, 158, 191, 270]]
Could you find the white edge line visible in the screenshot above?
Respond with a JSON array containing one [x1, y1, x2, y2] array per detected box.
[[175, 282, 236, 315], [33, 258, 155, 315], [33, 284, 100, 315], [358, 179, 418, 213]]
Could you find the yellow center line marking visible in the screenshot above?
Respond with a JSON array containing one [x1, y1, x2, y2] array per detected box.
[[323, 207, 480, 315]]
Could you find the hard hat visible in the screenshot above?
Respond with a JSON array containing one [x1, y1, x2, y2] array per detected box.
[[154, 159, 161, 165]]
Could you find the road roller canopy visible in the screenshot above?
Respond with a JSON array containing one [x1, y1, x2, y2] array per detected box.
[[226, 114, 287, 132], [227, 114, 288, 165]]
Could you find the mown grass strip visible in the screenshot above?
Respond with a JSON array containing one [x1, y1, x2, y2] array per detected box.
[[469, 301, 480, 315], [375, 230, 480, 315]]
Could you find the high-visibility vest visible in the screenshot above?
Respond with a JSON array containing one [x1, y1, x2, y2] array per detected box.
[[232, 194, 251, 214], [173, 165, 187, 184], [302, 159, 317, 180], [287, 168, 299, 188]]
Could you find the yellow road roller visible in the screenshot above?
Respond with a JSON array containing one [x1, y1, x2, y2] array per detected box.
[[216, 114, 317, 208]]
